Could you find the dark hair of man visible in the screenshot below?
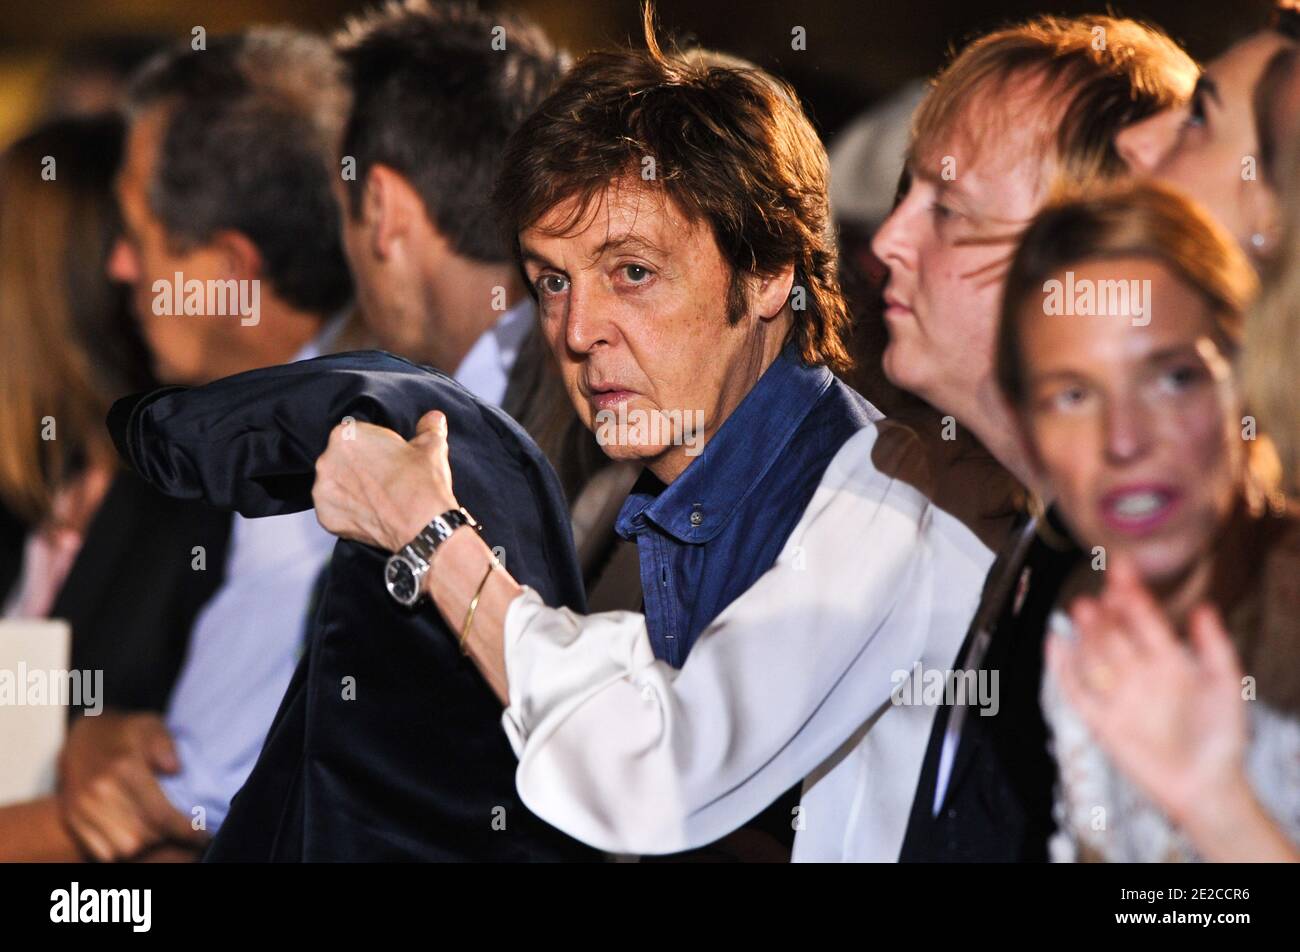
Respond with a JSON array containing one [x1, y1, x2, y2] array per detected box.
[[125, 28, 353, 317], [492, 3, 853, 372], [335, 0, 568, 263]]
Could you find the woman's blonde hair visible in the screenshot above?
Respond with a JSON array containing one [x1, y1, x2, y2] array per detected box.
[[0, 116, 150, 524]]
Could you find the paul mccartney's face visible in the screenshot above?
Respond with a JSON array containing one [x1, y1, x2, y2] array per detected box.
[[520, 177, 783, 483]]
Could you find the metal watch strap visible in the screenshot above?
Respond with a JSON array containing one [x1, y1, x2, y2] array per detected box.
[[385, 508, 479, 608], [403, 507, 478, 565]]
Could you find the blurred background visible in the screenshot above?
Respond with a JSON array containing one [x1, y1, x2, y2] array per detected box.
[[0, 0, 1282, 148], [1, 0, 1277, 414]]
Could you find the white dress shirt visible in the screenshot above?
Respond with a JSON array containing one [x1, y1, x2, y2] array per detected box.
[[453, 298, 534, 408], [498, 422, 995, 860]]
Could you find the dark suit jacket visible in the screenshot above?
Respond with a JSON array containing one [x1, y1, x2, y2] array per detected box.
[[899, 511, 1080, 862], [108, 351, 597, 861], [0, 472, 231, 718]]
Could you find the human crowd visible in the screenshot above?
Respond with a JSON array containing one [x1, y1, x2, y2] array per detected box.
[[1, 0, 1298, 862]]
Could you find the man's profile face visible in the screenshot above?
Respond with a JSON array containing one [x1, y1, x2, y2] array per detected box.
[[106, 106, 236, 385], [870, 89, 1047, 423], [520, 177, 771, 481]]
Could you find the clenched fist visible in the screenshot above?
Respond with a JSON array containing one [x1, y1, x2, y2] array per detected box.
[[312, 409, 459, 551]]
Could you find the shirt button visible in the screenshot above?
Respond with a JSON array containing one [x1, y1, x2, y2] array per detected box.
[[689, 510, 703, 527]]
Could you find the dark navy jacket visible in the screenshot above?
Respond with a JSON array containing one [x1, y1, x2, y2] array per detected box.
[[108, 351, 596, 862]]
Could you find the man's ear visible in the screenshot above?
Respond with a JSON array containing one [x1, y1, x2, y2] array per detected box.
[[753, 262, 797, 322], [211, 229, 263, 283], [365, 164, 428, 262]]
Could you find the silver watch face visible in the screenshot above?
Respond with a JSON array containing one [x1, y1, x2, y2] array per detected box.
[[384, 554, 421, 607]]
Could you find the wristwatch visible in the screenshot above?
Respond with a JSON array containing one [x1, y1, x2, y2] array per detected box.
[[384, 507, 479, 607]]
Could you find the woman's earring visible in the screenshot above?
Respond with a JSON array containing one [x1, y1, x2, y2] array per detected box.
[[1251, 232, 1267, 249]]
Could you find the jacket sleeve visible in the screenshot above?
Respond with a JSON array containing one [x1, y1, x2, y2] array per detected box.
[[107, 351, 475, 518]]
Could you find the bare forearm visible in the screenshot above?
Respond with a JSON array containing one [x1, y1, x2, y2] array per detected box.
[[426, 526, 525, 705], [0, 797, 85, 862]]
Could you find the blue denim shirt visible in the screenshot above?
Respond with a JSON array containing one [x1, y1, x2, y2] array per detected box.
[[616, 342, 880, 668]]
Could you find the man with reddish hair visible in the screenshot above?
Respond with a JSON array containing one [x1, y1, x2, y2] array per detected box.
[[871, 14, 1197, 861]]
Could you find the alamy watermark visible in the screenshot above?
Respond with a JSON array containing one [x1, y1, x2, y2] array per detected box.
[[594, 405, 706, 457], [152, 272, 260, 326], [0, 664, 103, 715], [1042, 271, 1150, 326], [890, 662, 999, 716], [50, 882, 150, 932]]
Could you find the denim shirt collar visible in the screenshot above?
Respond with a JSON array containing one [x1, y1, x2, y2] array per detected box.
[[615, 341, 833, 545]]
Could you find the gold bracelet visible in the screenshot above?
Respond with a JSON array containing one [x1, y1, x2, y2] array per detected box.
[[459, 554, 500, 655]]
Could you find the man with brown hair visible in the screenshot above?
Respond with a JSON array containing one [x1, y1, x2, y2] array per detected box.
[[486, 22, 876, 678], [496, 18, 883, 859], [314, 10, 880, 859]]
